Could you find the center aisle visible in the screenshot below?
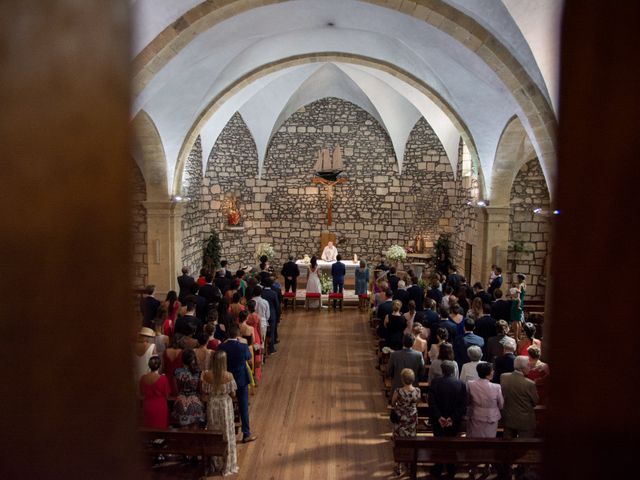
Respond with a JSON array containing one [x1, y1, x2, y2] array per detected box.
[[236, 308, 394, 479]]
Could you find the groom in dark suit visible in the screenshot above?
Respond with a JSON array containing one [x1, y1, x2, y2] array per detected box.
[[280, 255, 300, 294], [331, 255, 346, 308]]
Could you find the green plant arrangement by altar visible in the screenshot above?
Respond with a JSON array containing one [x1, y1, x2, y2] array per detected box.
[[203, 229, 222, 271], [254, 243, 275, 263], [319, 272, 333, 294], [386, 244, 407, 263], [435, 234, 451, 260]]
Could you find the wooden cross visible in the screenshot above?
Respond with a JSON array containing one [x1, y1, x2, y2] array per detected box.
[[312, 176, 348, 226]]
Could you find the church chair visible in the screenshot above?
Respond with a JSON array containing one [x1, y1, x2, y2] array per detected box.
[[305, 292, 322, 310], [283, 291, 296, 311], [358, 293, 369, 311], [328, 292, 343, 311]]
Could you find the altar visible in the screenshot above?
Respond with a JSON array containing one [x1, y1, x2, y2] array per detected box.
[[295, 259, 360, 278]]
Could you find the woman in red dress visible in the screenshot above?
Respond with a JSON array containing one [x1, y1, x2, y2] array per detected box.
[[139, 356, 170, 428], [162, 339, 183, 396], [161, 290, 181, 337]]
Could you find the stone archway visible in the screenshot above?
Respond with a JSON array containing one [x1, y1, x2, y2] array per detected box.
[[133, 0, 556, 197]]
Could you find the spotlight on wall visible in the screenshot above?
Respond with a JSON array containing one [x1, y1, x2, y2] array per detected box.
[[171, 195, 191, 203], [533, 208, 543, 214], [476, 200, 487, 207]]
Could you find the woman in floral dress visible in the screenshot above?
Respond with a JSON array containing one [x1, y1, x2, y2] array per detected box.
[[171, 349, 204, 426], [391, 368, 421, 476], [202, 351, 238, 476]]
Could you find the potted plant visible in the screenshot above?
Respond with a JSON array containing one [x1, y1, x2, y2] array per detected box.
[[203, 229, 222, 272]]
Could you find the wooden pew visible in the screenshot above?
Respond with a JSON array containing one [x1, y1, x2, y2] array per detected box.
[[140, 427, 227, 478], [394, 436, 544, 480]]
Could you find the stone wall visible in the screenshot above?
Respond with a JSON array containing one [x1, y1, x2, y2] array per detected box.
[[130, 161, 147, 288], [181, 136, 206, 276], [507, 158, 550, 300], [449, 141, 483, 284], [188, 97, 481, 276]]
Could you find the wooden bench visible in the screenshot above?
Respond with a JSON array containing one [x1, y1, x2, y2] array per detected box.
[[140, 427, 227, 478], [394, 436, 544, 479]]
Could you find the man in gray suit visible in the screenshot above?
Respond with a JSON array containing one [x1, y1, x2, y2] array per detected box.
[[500, 355, 539, 438], [388, 334, 425, 390]]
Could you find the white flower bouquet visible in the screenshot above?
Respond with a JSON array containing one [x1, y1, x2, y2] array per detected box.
[[254, 243, 275, 263], [386, 244, 407, 263], [301, 254, 311, 265]]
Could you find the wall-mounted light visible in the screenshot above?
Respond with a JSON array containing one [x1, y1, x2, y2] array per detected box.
[[476, 200, 488, 207], [553, 210, 560, 215], [171, 195, 191, 203], [533, 208, 543, 214]]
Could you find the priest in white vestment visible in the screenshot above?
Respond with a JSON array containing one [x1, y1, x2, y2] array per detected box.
[[321, 241, 338, 262]]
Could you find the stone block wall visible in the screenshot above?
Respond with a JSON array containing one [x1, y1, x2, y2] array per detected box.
[[130, 161, 147, 288], [449, 141, 483, 284], [181, 136, 206, 276], [185, 97, 481, 275], [507, 158, 550, 300]]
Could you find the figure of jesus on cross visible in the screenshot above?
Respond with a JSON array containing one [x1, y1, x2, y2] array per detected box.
[[312, 176, 348, 226]]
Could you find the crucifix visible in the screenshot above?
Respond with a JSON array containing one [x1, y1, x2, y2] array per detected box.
[[312, 146, 348, 226]]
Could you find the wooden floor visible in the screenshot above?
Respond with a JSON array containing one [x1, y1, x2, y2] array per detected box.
[[234, 307, 396, 479]]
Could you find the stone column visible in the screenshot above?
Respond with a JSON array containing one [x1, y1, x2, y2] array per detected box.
[[144, 201, 184, 295], [481, 206, 511, 285]]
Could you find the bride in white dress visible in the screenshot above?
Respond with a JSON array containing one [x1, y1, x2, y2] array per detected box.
[[306, 256, 322, 308]]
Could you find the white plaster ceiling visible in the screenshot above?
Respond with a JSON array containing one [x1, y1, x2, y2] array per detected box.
[[131, 0, 560, 197]]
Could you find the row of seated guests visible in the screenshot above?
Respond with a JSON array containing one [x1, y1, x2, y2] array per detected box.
[[139, 324, 250, 475]]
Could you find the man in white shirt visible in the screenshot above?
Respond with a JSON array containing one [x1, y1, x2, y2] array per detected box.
[[321, 241, 338, 262], [252, 285, 270, 346]]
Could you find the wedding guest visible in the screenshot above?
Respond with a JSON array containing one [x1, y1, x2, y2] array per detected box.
[[139, 356, 170, 429], [427, 274, 443, 306], [490, 288, 511, 323], [518, 322, 542, 355], [394, 280, 410, 312], [391, 368, 422, 477], [428, 327, 449, 364], [411, 323, 427, 356], [423, 299, 441, 348], [355, 260, 370, 296], [194, 333, 212, 372], [252, 286, 270, 350], [493, 336, 517, 383], [428, 342, 458, 382], [177, 266, 195, 304], [388, 267, 401, 292], [388, 334, 425, 390], [487, 266, 503, 296], [472, 282, 492, 306], [459, 345, 483, 383], [466, 296, 484, 321], [449, 303, 466, 337], [140, 285, 161, 329], [500, 356, 539, 438], [219, 324, 256, 443], [403, 300, 418, 335], [406, 276, 424, 311], [162, 290, 181, 332], [202, 351, 238, 476], [428, 360, 467, 478], [466, 362, 503, 437], [485, 319, 509, 363], [384, 300, 407, 351], [453, 318, 485, 370], [261, 277, 280, 354], [162, 337, 183, 396], [171, 349, 204, 427], [526, 346, 549, 405]]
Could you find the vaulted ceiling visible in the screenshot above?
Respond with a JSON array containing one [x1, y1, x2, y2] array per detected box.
[[130, 0, 561, 202]]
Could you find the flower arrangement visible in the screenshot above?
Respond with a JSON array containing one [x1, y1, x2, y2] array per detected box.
[[319, 272, 333, 294], [301, 254, 311, 266], [254, 243, 275, 263], [386, 244, 407, 263]]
